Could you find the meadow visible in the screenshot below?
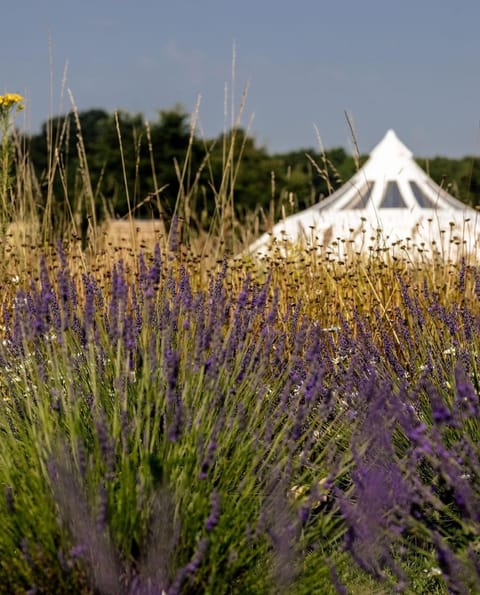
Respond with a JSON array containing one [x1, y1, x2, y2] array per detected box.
[[1, 92, 480, 594]]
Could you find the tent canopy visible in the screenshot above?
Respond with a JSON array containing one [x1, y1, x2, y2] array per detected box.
[[249, 130, 479, 256]]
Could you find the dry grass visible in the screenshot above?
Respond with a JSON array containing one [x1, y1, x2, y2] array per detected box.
[[100, 218, 167, 252]]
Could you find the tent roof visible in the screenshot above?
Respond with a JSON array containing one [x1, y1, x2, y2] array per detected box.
[[249, 129, 480, 256]]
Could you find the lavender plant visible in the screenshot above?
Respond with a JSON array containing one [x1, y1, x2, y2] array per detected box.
[[0, 244, 351, 594]]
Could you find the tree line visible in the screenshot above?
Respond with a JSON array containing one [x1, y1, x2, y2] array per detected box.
[[25, 106, 480, 236]]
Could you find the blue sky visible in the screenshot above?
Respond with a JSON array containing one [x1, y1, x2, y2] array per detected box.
[[3, 0, 480, 157]]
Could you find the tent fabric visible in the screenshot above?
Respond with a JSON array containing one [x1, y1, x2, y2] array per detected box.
[[248, 130, 480, 257]]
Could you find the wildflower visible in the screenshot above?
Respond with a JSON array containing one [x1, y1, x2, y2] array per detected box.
[[69, 544, 87, 560], [169, 538, 209, 594], [0, 93, 24, 112], [205, 491, 221, 532], [442, 346, 456, 357], [199, 438, 217, 480], [0, 92, 24, 220], [329, 561, 347, 595]]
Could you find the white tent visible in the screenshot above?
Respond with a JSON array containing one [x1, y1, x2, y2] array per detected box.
[[249, 130, 480, 258]]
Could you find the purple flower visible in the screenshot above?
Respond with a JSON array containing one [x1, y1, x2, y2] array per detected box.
[[96, 482, 108, 532], [329, 561, 347, 595], [432, 532, 467, 593], [5, 485, 14, 513], [168, 216, 180, 253], [21, 537, 33, 567], [122, 311, 137, 352], [168, 538, 209, 595], [56, 240, 77, 323], [95, 415, 114, 469], [205, 491, 221, 532], [454, 363, 479, 418], [69, 544, 87, 560], [179, 264, 192, 310], [149, 243, 163, 284], [474, 267, 480, 302], [164, 348, 180, 400], [107, 260, 130, 345], [299, 505, 310, 526], [167, 397, 183, 443], [199, 438, 217, 480]]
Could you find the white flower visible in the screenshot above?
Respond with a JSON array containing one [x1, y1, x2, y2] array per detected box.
[[443, 347, 456, 356], [423, 566, 442, 577]]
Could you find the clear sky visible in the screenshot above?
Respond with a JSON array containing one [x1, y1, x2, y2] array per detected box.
[[3, 0, 480, 157]]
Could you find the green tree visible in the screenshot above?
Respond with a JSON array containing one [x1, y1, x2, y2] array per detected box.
[[27, 109, 110, 239], [419, 156, 480, 207], [26, 107, 198, 234]]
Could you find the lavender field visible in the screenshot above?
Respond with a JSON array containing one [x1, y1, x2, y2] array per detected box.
[[0, 234, 479, 594], [1, 95, 480, 594]]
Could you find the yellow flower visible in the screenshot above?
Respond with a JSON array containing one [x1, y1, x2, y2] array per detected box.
[[0, 93, 24, 111]]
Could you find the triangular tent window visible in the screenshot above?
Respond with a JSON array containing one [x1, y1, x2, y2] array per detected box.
[[409, 181, 436, 208], [341, 181, 374, 209], [379, 181, 407, 208]]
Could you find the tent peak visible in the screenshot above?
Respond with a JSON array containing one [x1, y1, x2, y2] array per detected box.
[[369, 129, 412, 162]]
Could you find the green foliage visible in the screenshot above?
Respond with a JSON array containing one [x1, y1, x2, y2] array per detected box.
[[416, 155, 480, 207]]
